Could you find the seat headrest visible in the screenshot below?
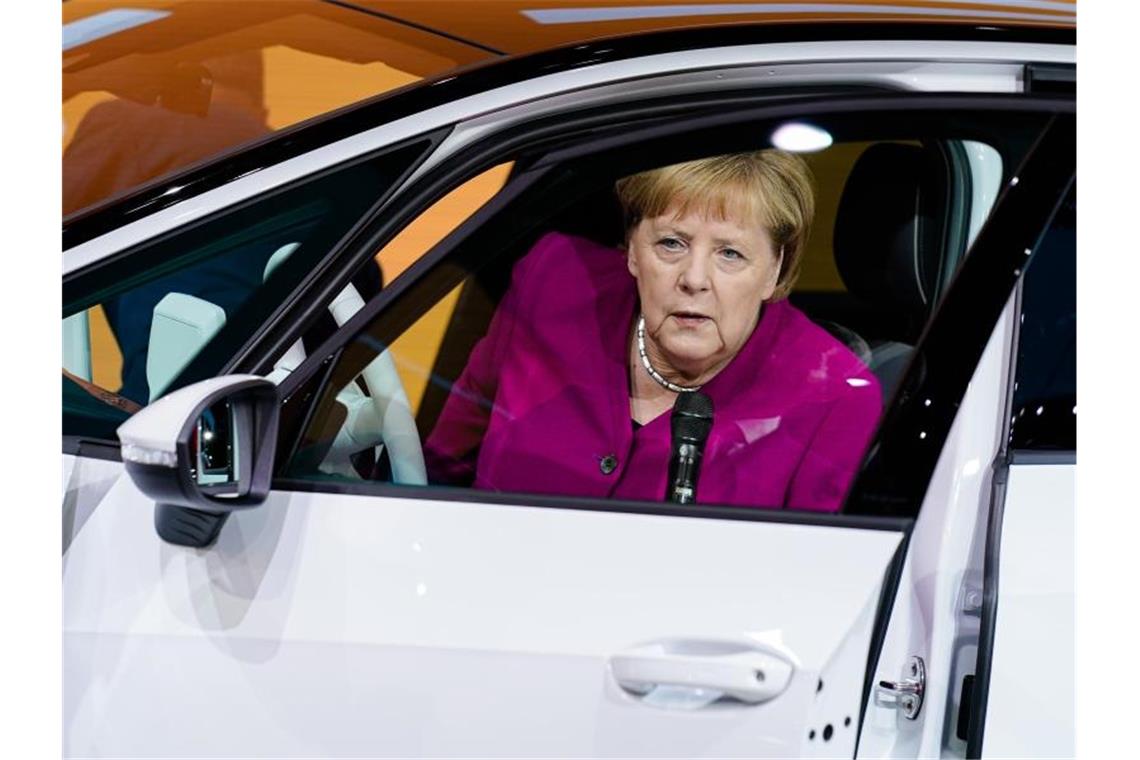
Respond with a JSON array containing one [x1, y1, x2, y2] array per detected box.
[[833, 143, 952, 329]]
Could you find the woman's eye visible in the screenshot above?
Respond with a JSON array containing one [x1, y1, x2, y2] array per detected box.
[[657, 237, 684, 250], [720, 248, 744, 261]]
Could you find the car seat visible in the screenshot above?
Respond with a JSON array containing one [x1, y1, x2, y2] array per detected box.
[[832, 142, 957, 403], [63, 310, 92, 381], [146, 293, 227, 402]]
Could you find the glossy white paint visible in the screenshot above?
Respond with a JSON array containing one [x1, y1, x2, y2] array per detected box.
[[981, 463, 1075, 758], [857, 296, 1015, 758], [64, 472, 903, 757], [116, 374, 265, 458], [610, 639, 795, 704], [63, 40, 1072, 273], [62, 454, 125, 559], [410, 59, 1025, 187]]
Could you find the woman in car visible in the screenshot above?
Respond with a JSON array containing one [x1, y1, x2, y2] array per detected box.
[[423, 150, 880, 511]]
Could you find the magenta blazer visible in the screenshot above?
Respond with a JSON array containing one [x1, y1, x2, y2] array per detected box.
[[423, 232, 882, 511]]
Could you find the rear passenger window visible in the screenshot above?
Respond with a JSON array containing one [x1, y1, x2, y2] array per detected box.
[[1009, 187, 1076, 451]]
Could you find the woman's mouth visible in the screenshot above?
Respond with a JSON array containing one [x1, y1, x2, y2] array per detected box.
[[671, 311, 711, 327]]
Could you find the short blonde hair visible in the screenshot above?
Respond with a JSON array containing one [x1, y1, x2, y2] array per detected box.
[[614, 150, 814, 301]]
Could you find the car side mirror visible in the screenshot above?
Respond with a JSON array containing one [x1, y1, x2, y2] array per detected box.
[[117, 375, 279, 548]]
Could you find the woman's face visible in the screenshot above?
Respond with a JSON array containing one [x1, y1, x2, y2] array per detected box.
[[627, 203, 782, 381]]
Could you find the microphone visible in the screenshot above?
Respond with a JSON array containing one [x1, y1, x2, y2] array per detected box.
[[667, 392, 714, 504]]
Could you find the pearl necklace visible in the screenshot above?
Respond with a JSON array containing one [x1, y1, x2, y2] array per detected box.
[[636, 314, 703, 393]]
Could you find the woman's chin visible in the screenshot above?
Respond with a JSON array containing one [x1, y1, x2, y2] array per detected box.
[[659, 344, 720, 378]]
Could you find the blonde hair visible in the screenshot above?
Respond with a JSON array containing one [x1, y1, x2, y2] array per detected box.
[[614, 150, 815, 301]]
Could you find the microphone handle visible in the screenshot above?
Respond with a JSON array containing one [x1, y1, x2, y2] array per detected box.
[[668, 442, 703, 504]]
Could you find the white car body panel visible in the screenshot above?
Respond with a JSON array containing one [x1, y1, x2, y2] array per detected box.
[[981, 462, 1075, 758], [858, 297, 1015, 758], [63, 40, 1072, 273], [65, 476, 903, 756], [62, 454, 125, 559], [412, 59, 1025, 187]]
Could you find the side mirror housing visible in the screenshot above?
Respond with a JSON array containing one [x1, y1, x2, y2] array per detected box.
[[117, 375, 279, 548]]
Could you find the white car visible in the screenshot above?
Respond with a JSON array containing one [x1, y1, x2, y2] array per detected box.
[[62, 16, 1075, 759]]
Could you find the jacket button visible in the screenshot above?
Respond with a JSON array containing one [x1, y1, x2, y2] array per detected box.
[[599, 455, 618, 475]]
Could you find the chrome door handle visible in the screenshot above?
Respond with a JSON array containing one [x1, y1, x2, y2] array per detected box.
[[874, 656, 925, 719], [611, 639, 795, 708]]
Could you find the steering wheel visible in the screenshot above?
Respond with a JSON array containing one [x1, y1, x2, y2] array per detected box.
[[325, 285, 426, 485]]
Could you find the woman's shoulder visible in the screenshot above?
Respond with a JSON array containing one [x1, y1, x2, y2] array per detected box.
[[765, 300, 881, 399], [513, 231, 631, 301], [524, 231, 626, 269]]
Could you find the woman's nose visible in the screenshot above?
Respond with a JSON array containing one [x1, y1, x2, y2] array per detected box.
[[678, 250, 712, 293]]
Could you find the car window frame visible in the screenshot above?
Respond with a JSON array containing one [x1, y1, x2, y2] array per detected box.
[[259, 93, 1060, 395], [208, 87, 878, 388], [266, 93, 1074, 525]]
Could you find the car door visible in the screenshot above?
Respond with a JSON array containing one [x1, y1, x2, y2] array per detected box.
[[63, 78, 1073, 758], [966, 188, 1076, 758]]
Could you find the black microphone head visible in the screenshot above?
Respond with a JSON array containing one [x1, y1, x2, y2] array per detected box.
[[671, 391, 714, 446]]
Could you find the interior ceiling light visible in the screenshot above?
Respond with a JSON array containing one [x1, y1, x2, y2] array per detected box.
[[770, 123, 833, 153]]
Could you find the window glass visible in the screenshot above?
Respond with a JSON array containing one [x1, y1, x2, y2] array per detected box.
[[261, 162, 515, 415], [1009, 187, 1076, 451], [62, 140, 429, 441], [283, 115, 1039, 515], [62, 0, 492, 216]]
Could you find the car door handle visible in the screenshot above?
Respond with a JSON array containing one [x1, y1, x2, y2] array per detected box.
[[610, 639, 795, 707]]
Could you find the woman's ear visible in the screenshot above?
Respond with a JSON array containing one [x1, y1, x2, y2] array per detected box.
[[762, 246, 784, 300], [626, 232, 640, 278]]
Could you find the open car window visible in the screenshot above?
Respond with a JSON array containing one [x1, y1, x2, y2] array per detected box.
[[280, 104, 1055, 515]]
